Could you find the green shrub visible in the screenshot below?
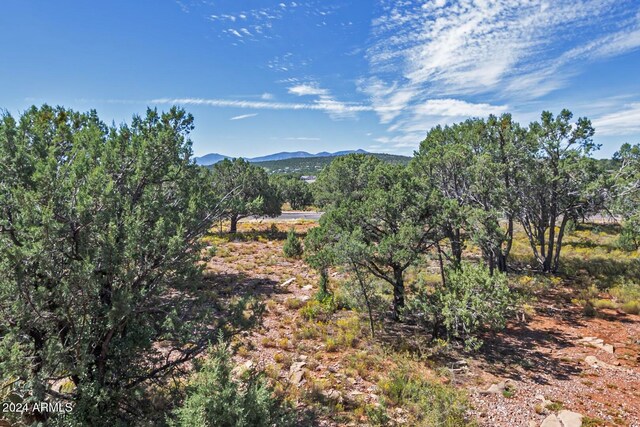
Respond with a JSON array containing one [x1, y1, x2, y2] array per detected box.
[[377, 366, 474, 426], [299, 295, 335, 321], [620, 301, 640, 315], [173, 339, 295, 427], [610, 283, 640, 303], [618, 216, 640, 251], [591, 298, 616, 310], [409, 262, 515, 350], [283, 229, 303, 258]]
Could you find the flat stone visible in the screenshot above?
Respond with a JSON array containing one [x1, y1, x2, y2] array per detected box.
[[584, 355, 601, 367], [289, 369, 306, 385], [290, 361, 306, 373], [324, 389, 343, 402], [540, 414, 562, 427], [279, 278, 296, 288], [481, 382, 506, 394], [577, 336, 614, 354], [557, 410, 583, 427]]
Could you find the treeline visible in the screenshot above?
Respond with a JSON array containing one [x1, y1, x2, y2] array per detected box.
[[300, 110, 638, 336], [253, 152, 411, 175]]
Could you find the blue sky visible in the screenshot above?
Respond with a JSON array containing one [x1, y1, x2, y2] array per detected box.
[[1, 0, 640, 158]]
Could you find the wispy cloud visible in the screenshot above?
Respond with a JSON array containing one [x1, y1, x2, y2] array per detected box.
[[284, 136, 320, 141], [230, 113, 258, 121], [368, 0, 640, 98], [361, 0, 640, 150], [287, 81, 362, 119], [288, 83, 329, 97], [149, 97, 374, 115], [203, 1, 337, 42], [594, 103, 640, 136]]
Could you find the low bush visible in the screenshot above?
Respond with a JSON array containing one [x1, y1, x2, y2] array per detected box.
[[591, 298, 616, 310], [299, 295, 335, 321], [283, 229, 303, 258], [620, 301, 640, 315], [408, 262, 515, 350], [173, 339, 295, 427], [377, 365, 474, 426]]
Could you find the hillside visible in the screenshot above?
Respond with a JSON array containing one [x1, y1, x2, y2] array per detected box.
[[253, 153, 412, 174], [195, 149, 369, 166]]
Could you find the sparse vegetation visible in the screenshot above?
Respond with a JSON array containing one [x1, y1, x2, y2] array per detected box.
[[173, 339, 295, 427], [3, 105, 640, 426], [283, 228, 304, 258]]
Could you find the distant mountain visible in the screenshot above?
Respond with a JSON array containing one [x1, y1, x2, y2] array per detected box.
[[194, 153, 229, 165], [248, 151, 318, 163], [253, 153, 411, 175], [194, 149, 369, 166]]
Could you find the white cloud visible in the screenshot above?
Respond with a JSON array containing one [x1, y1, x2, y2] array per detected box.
[[362, 0, 640, 147], [261, 92, 274, 100], [149, 97, 373, 115], [288, 83, 329, 97], [284, 137, 320, 141], [413, 99, 508, 118], [594, 103, 640, 136], [230, 113, 258, 121], [368, 0, 640, 98]]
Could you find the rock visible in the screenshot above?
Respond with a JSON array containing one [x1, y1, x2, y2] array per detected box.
[[529, 421, 538, 427], [289, 362, 307, 385], [540, 414, 562, 427], [289, 369, 306, 385], [584, 355, 601, 367], [324, 389, 343, 403], [481, 382, 506, 394], [232, 360, 254, 376], [302, 284, 313, 291], [557, 410, 583, 427], [290, 361, 306, 373], [480, 379, 515, 395], [279, 278, 296, 288], [584, 355, 618, 370], [482, 381, 507, 394], [577, 336, 614, 354]]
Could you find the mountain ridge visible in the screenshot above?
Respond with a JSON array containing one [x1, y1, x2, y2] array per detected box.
[[194, 149, 368, 166]]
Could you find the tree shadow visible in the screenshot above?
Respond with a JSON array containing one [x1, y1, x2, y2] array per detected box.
[[474, 325, 582, 385], [561, 257, 640, 288], [202, 272, 290, 299]]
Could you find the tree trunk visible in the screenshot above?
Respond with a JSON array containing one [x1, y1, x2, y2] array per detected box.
[[319, 268, 329, 296], [392, 267, 405, 321], [229, 216, 238, 234], [452, 228, 463, 265], [436, 242, 446, 288], [552, 215, 570, 273], [497, 217, 514, 273], [544, 211, 557, 273], [353, 265, 375, 338]]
